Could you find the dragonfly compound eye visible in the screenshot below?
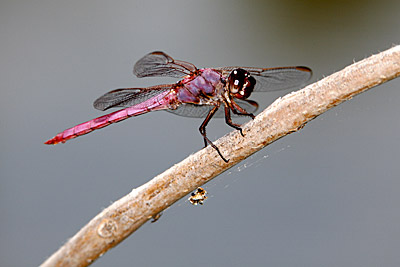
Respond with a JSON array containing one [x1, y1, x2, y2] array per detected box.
[[228, 68, 256, 99]]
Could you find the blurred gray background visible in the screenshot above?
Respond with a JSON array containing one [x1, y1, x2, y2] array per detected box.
[[1, 0, 400, 266]]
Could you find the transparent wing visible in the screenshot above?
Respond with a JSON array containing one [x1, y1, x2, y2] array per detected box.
[[133, 51, 197, 78], [216, 66, 312, 92], [166, 99, 258, 118], [93, 84, 175, 111]]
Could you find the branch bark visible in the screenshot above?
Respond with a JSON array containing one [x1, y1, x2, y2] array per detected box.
[[41, 45, 400, 267]]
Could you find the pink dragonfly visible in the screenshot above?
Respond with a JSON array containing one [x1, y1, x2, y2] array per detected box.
[[45, 51, 312, 162]]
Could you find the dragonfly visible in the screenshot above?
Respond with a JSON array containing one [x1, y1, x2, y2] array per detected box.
[[45, 51, 312, 162]]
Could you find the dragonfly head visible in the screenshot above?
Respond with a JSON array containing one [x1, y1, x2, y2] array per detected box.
[[227, 68, 256, 99]]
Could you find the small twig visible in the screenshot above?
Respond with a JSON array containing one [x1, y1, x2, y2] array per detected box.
[[41, 45, 400, 267]]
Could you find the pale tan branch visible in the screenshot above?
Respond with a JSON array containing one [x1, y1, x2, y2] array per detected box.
[[41, 45, 400, 267]]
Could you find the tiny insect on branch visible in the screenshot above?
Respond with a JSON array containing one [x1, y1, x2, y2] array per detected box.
[[41, 45, 400, 267]]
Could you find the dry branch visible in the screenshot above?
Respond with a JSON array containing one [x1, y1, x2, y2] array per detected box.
[[41, 45, 400, 267]]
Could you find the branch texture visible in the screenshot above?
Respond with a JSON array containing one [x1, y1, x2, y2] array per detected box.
[[41, 45, 400, 267]]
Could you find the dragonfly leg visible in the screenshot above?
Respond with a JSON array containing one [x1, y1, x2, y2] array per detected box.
[[199, 105, 229, 163], [231, 100, 255, 119], [224, 104, 244, 137]]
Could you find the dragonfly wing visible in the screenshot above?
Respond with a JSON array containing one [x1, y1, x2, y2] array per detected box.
[[216, 66, 312, 92], [166, 104, 216, 118], [166, 99, 258, 118], [133, 51, 197, 78], [93, 84, 175, 111]]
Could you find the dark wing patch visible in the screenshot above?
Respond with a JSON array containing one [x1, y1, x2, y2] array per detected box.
[[93, 84, 174, 111], [133, 51, 197, 78]]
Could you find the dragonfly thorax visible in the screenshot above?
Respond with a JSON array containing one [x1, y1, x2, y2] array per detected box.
[[227, 68, 256, 99]]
